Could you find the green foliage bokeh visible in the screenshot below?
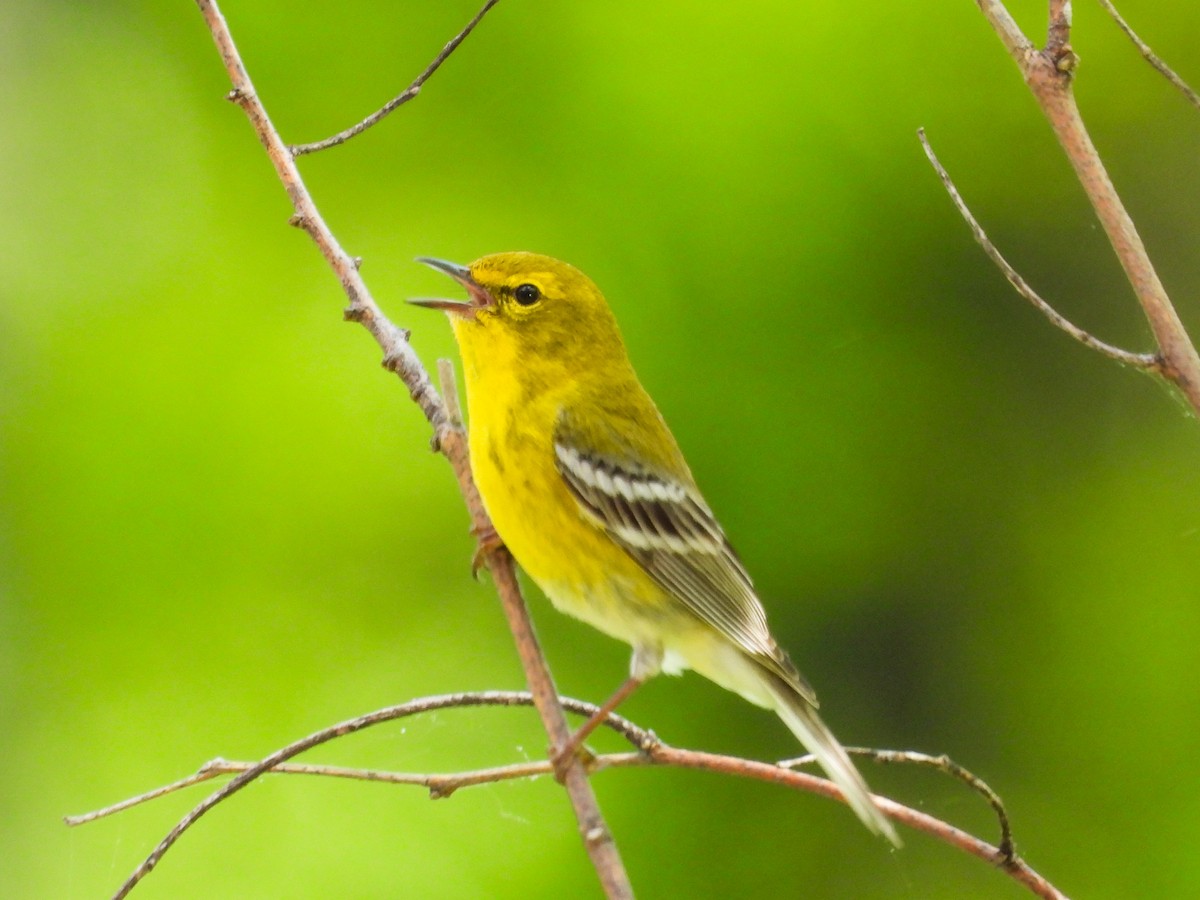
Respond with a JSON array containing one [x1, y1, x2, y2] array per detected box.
[[2, 1, 1198, 897]]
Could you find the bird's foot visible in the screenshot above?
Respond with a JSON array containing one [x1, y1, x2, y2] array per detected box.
[[470, 523, 505, 578], [549, 737, 598, 783]]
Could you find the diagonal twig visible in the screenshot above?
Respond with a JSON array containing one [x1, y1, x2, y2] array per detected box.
[[290, 0, 502, 156], [1096, 0, 1200, 110], [918, 128, 1161, 373]]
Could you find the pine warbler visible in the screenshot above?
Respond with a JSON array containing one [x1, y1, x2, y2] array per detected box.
[[411, 252, 898, 844]]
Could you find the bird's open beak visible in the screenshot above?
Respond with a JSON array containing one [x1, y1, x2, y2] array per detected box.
[[409, 257, 492, 317]]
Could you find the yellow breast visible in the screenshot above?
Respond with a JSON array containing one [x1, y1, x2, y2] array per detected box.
[[452, 315, 667, 642]]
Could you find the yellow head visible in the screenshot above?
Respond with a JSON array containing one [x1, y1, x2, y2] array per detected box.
[[411, 252, 635, 399]]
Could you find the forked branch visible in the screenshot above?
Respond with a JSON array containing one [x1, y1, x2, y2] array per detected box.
[[955, 0, 1200, 414], [69, 692, 1068, 900]]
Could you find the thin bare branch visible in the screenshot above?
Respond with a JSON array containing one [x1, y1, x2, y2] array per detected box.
[[1096, 0, 1200, 110], [647, 745, 1066, 900], [67, 692, 648, 832], [73, 691, 1067, 900], [918, 128, 1161, 373], [191, 3, 632, 899], [66, 755, 654, 823], [978, 0, 1035, 61], [973, 0, 1200, 414], [95, 690, 641, 899], [290, 0, 501, 156], [782, 747, 1014, 862], [65, 767, 226, 827]]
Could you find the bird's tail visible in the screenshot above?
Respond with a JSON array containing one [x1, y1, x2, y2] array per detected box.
[[765, 673, 901, 847]]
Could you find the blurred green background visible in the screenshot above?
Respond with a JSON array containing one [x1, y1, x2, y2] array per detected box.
[[3, 1, 1198, 897]]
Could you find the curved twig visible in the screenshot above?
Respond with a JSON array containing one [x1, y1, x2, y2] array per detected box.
[[783, 747, 1014, 862], [289, 0, 502, 156], [94, 694, 588, 897], [70, 691, 1067, 900], [918, 128, 1161, 373]]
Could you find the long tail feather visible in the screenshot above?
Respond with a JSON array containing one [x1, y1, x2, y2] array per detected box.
[[766, 675, 901, 847]]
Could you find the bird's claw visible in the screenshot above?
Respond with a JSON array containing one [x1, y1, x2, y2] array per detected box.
[[549, 740, 598, 783], [470, 523, 505, 578]]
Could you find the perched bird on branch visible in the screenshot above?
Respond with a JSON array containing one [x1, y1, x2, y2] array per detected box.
[[411, 252, 898, 845]]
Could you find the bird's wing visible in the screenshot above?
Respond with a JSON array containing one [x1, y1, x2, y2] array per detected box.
[[552, 424, 816, 705]]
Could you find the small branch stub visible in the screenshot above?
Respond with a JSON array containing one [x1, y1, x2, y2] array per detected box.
[[1054, 45, 1079, 73], [1046, 0, 1072, 56]]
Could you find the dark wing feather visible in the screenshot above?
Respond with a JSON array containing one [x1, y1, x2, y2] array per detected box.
[[553, 437, 815, 704]]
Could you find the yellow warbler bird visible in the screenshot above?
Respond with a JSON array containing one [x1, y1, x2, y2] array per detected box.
[[411, 252, 898, 845]]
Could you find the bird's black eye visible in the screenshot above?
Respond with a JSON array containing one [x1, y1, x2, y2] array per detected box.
[[514, 283, 541, 306]]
